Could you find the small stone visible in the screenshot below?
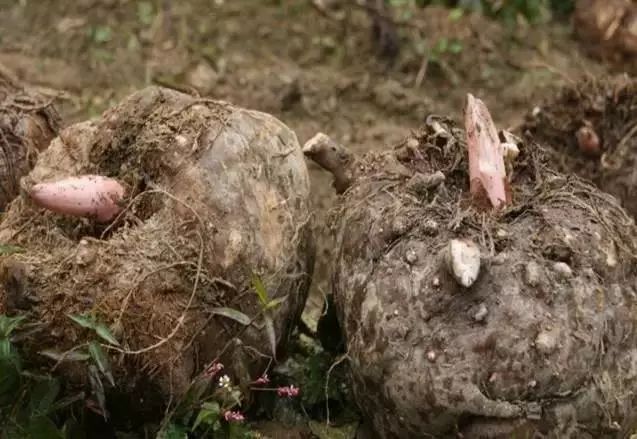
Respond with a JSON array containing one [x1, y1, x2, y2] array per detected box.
[[432, 277, 440, 287], [407, 171, 445, 194], [393, 310, 399, 316], [426, 350, 436, 362], [496, 229, 508, 238], [535, 329, 558, 354], [186, 62, 219, 94], [405, 249, 418, 264], [175, 135, 189, 147], [423, 219, 439, 234], [526, 402, 542, 420], [525, 261, 541, 287], [392, 217, 409, 235], [445, 239, 481, 288], [528, 380, 537, 388], [492, 252, 508, 265], [605, 241, 618, 268], [75, 245, 96, 266], [553, 262, 572, 278], [473, 303, 488, 322], [502, 142, 520, 161]]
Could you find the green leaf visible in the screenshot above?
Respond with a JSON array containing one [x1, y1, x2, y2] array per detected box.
[[308, 421, 359, 439], [435, 37, 449, 54], [27, 377, 60, 417], [88, 365, 107, 419], [68, 314, 120, 346], [448, 8, 464, 21], [264, 296, 287, 311], [157, 423, 188, 439], [0, 349, 21, 405], [229, 387, 242, 407], [92, 26, 112, 44], [171, 375, 211, 420], [227, 422, 251, 439], [94, 323, 120, 346], [0, 314, 26, 338], [25, 417, 64, 439], [0, 337, 15, 359], [50, 391, 85, 414], [449, 40, 463, 54], [39, 348, 90, 363], [68, 314, 96, 331], [88, 342, 114, 387], [61, 417, 86, 439], [210, 307, 251, 326], [191, 401, 220, 431], [0, 244, 24, 255], [264, 313, 277, 359], [251, 275, 269, 306], [137, 1, 155, 26]]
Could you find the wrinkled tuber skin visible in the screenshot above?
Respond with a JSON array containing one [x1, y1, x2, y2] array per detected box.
[[0, 71, 60, 210], [0, 87, 314, 415], [328, 116, 637, 438], [521, 75, 637, 218]]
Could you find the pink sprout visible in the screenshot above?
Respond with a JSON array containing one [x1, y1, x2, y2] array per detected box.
[[203, 361, 224, 379], [277, 385, 300, 398], [252, 374, 270, 385], [223, 410, 245, 422]]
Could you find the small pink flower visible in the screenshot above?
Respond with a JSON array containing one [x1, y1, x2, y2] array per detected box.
[[203, 361, 224, 379], [277, 385, 300, 398], [223, 410, 245, 422], [252, 373, 270, 385]]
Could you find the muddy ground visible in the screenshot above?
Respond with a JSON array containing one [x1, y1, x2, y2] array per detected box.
[[0, 0, 634, 435]]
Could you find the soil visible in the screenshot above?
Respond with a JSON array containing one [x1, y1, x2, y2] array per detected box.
[[520, 74, 637, 218], [0, 0, 636, 436]]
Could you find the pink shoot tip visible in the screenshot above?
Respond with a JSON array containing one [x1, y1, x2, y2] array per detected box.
[[463, 94, 508, 209]]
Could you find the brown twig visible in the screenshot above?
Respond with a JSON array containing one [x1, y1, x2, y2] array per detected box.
[[303, 132, 355, 194]]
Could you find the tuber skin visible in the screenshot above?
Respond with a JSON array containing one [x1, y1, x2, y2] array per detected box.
[[464, 94, 508, 209], [28, 175, 125, 223]]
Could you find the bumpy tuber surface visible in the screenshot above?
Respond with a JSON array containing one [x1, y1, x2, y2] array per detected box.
[[327, 115, 637, 438], [464, 93, 508, 208]]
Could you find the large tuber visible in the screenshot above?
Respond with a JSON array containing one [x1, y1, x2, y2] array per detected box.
[[325, 114, 637, 438], [0, 87, 315, 420]]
